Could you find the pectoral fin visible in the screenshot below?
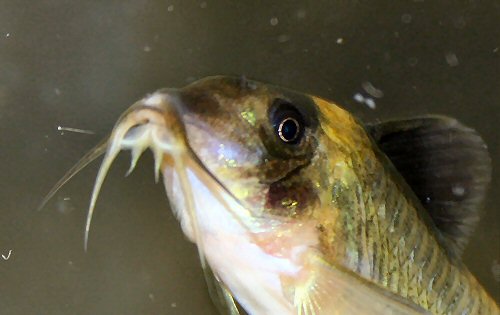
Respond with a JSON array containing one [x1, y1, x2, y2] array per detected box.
[[203, 265, 247, 315], [292, 256, 430, 315]]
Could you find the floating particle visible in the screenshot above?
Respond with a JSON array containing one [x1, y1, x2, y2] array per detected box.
[[365, 98, 376, 110], [200, 1, 207, 9], [353, 93, 364, 103], [296, 9, 306, 19], [143, 45, 152, 52], [362, 81, 384, 98], [336, 38, 344, 44], [5, 33, 10, 38], [354, 93, 376, 110], [54, 88, 61, 96], [167, 5, 174, 12], [171, 302, 177, 308], [401, 14, 412, 24], [452, 185, 465, 197], [277, 34, 290, 43], [270, 17, 279, 26], [408, 57, 418, 67], [445, 52, 459, 67], [57, 126, 95, 135]]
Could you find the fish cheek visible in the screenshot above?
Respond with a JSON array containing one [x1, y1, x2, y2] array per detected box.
[[264, 172, 319, 218]]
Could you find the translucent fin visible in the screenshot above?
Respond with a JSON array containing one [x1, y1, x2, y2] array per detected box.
[[38, 136, 109, 211], [368, 116, 491, 257], [203, 265, 245, 315], [293, 256, 430, 315]]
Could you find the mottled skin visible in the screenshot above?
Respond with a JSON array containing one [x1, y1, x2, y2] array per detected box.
[[172, 77, 498, 314]]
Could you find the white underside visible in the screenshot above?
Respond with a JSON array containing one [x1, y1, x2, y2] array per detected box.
[[162, 167, 309, 315]]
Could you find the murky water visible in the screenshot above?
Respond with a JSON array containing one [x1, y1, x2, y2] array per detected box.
[[0, 1, 498, 314]]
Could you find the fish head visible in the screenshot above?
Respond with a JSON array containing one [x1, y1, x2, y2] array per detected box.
[[88, 75, 368, 255], [175, 76, 323, 217]]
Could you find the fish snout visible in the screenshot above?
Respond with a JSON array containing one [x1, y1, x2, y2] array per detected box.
[[107, 90, 189, 181]]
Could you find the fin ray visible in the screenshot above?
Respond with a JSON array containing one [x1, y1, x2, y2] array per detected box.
[[368, 116, 491, 257], [294, 256, 430, 315]]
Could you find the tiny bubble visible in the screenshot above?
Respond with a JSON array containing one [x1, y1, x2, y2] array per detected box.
[[167, 5, 174, 12], [270, 17, 279, 26], [401, 14, 412, 24]]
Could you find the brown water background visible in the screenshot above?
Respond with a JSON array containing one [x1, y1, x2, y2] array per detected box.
[[0, 1, 498, 314]]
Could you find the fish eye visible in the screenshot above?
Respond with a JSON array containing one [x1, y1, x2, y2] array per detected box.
[[271, 100, 305, 144]]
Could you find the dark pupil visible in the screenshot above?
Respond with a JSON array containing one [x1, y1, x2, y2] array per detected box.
[[278, 118, 299, 142]]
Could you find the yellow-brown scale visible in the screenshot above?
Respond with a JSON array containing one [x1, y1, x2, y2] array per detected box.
[[310, 96, 496, 315]]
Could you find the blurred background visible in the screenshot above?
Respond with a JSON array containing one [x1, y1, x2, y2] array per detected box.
[[0, 1, 498, 314]]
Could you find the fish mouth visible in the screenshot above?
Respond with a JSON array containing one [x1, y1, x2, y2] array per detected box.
[[42, 90, 243, 259], [73, 90, 260, 268], [85, 90, 239, 260]]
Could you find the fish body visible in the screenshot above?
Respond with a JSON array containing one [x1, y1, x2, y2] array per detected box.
[[45, 76, 499, 314]]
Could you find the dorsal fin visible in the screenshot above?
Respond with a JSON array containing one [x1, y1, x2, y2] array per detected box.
[[368, 116, 491, 257]]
